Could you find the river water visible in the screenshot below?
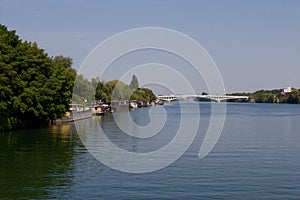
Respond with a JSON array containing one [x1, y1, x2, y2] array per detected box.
[[1, 102, 300, 199]]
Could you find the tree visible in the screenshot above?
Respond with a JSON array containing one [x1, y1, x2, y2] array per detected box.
[[130, 88, 156, 102], [106, 80, 131, 101], [94, 77, 156, 104], [0, 25, 76, 130], [95, 80, 110, 102], [91, 77, 100, 89], [286, 90, 300, 104], [47, 56, 76, 119], [72, 74, 95, 104], [129, 74, 139, 90]]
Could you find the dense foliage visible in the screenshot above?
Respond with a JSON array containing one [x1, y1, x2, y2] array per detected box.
[[0, 25, 76, 130], [94, 76, 156, 103], [229, 88, 300, 104], [0, 25, 157, 131], [73, 74, 95, 104], [130, 88, 157, 103]]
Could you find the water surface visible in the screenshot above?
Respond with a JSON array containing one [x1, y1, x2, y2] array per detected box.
[[1, 103, 300, 199]]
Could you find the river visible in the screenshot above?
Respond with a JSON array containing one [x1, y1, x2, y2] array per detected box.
[[1, 102, 300, 199]]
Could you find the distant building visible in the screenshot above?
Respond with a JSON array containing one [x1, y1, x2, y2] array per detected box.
[[283, 87, 292, 94]]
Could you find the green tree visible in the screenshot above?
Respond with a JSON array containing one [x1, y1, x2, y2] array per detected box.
[[107, 80, 131, 101], [0, 25, 76, 130], [286, 90, 300, 104], [47, 56, 76, 119], [95, 80, 110, 102], [72, 74, 95, 104], [91, 77, 100, 89], [129, 74, 139, 90], [131, 88, 156, 103]]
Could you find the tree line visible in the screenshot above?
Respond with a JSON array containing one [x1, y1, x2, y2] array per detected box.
[[229, 88, 300, 104], [73, 74, 156, 104], [0, 25, 156, 131]]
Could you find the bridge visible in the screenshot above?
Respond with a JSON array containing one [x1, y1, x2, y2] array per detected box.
[[157, 94, 249, 103]]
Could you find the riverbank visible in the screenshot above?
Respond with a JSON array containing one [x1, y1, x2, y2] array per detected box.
[[228, 87, 300, 104]]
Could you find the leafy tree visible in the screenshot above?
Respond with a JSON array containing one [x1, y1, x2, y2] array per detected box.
[[129, 74, 139, 90], [95, 80, 110, 103], [72, 74, 95, 104], [0, 25, 76, 130], [91, 77, 100, 89], [286, 90, 300, 104], [94, 76, 156, 104], [47, 56, 76, 119], [107, 80, 131, 101], [130, 88, 156, 103], [0, 25, 158, 130]]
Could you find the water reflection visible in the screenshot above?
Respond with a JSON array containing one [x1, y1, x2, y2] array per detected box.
[[1, 103, 300, 199], [0, 123, 78, 199]]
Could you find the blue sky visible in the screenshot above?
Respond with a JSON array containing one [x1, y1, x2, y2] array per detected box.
[[1, 0, 300, 93]]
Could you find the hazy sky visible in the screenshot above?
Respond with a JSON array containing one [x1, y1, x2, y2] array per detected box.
[[1, 0, 299, 93]]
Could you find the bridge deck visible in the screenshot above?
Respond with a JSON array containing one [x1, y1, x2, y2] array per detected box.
[[157, 94, 249, 102]]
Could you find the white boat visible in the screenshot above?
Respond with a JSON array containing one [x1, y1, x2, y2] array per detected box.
[[130, 101, 138, 108], [62, 104, 92, 121]]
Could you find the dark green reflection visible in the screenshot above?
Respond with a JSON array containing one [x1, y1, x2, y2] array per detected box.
[[0, 123, 77, 199]]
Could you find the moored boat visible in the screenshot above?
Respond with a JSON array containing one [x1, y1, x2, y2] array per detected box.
[[61, 104, 92, 122]]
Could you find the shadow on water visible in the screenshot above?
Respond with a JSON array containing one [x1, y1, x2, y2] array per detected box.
[[0, 123, 79, 199]]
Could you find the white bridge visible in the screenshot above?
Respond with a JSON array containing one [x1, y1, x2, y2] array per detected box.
[[157, 94, 249, 103]]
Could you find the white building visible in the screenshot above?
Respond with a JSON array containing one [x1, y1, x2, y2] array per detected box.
[[283, 87, 292, 93]]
